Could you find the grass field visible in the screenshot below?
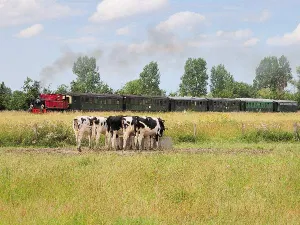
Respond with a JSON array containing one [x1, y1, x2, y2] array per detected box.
[[0, 110, 300, 148], [0, 145, 300, 224], [0, 111, 300, 224]]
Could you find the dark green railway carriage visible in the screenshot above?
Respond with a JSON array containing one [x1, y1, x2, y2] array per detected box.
[[69, 93, 123, 111], [169, 97, 208, 111], [123, 95, 169, 112], [207, 98, 240, 112], [237, 98, 273, 112], [273, 100, 298, 112]]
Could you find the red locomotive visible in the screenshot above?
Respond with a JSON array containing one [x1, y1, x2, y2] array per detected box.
[[29, 94, 70, 113]]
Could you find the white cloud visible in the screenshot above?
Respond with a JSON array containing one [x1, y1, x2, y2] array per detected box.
[[244, 38, 260, 47], [16, 24, 44, 38], [266, 23, 300, 46], [116, 26, 130, 36], [259, 10, 271, 22], [244, 9, 271, 23], [216, 29, 253, 39], [155, 11, 205, 31], [0, 0, 80, 27], [89, 0, 168, 22]]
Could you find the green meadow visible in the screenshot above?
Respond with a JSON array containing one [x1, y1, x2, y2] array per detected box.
[[0, 111, 300, 224]]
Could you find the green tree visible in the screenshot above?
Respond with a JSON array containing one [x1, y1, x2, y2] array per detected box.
[[232, 82, 256, 98], [7, 91, 27, 110], [55, 84, 70, 94], [256, 88, 275, 99], [0, 82, 12, 110], [22, 77, 41, 106], [71, 56, 113, 94], [254, 55, 292, 98], [179, 58, 208, 97], [291, 66, 300, 93], [117, 79, 143, 95], [210, 64, 234, 97], [42, 84, 52, 94], [139, 61, 163, 96], [168, 91, 179, 97]]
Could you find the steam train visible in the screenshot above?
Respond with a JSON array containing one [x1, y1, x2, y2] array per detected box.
[[29, 93, 298, 113]]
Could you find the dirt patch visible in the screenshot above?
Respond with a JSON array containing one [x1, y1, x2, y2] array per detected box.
[[0, 147, 273, 155]]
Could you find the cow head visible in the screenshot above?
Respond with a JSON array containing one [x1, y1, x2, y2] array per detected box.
[[157, 118, 166, 137]]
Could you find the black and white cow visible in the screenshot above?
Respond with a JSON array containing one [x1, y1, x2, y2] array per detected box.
[[122, 116, 139, 150], [106, 115, 124, 150], [91, 116, 108, 149], [133, 116, 166, 150], [72, 116, 94, 152]]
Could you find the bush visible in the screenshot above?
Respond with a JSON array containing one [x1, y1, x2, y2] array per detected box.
[[242, 129, 294, 143]]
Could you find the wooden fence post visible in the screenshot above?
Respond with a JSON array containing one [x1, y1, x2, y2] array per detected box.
[[242, 123, 245, 136]]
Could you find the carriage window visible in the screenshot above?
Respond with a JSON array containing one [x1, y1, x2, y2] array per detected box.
[[214, 101, 216, 105], [103, 100, 106, 104], [116, 100, 120, 105]]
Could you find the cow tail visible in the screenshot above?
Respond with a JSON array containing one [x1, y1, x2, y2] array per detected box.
[[73, 119, 79, 131]]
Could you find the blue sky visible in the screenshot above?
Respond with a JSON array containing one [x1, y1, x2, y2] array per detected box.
[[1, 0, 300, 94]]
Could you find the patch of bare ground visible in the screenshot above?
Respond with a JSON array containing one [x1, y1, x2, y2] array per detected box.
[[1, 147, 273, 155]]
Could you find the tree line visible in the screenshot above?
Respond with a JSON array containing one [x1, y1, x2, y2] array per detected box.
[[1, 55, 300, 111]]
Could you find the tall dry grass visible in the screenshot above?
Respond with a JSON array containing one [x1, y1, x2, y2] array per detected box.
[[0, 110, 300, 147], [0, 148, 299, 224]]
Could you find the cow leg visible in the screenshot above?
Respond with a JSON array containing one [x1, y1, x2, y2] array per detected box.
[[134, 133, 140, 150], [138, 134, 144, 152], [120, 136, 123, 150], [104, 132, 108, 149], [145, 136, 150, 150], [123, 133, 128, 150], [95, 132, 101, 150], [112, 131, 118, 150], [130, 135, 135, 150], [149, 136, 153, 150], [155, 135, 160, 150], [77, 131, 83, 152], [107, 132, 112, 150], [106, 133, 110, 150], [88, 134, 92, 150]]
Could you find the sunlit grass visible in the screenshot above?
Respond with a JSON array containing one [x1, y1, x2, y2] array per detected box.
[[0, 147, 299, 224], [0, 110, 299, 147], [1, 111, 300, 224]]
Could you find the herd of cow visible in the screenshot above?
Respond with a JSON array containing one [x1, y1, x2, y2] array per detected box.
[[72, 115, 166, 152]]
